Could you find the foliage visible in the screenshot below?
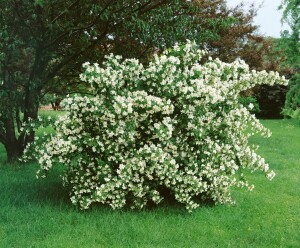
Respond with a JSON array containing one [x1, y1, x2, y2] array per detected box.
[[1, 0, 283, 161], [0, 0, 234, 161], [24, 42, 287, 211], [238, 96, 260, 115], [207, 2, 291, 119], [282, 108, 300, 119], [282, 74, 300, 118], [279, 0, 300, 69], [279, 0, 300, 118], [239, 37, 292, 119], [240, 37, 291, 119], [207, 3, 266, 67], [284, 74, 300, 109], [253, 85, 288, 119]]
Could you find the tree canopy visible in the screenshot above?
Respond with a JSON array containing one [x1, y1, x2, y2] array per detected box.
[[279, 0, 300, 69], [0, 0, 234, 161], [278, 0, 300, 116], [0, 0, 279, 161]]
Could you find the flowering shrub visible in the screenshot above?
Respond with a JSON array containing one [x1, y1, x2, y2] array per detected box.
[[25, 41, 287, 212]]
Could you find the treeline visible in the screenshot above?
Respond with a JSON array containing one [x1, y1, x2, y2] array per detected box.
[[0, 0, 298, 162]]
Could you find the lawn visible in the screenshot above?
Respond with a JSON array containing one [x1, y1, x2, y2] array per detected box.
[[0, 119, 299, 247]]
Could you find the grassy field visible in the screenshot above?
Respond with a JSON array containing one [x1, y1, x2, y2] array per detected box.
[[0, 118, 299, 247]]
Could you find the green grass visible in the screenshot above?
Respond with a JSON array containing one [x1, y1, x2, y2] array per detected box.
[[0, 119, 299, 247], [38, 109, 67, 121]]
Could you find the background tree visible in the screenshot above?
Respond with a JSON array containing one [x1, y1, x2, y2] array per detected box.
[[1, 0, 287, 162], [0, 0, 234, 162], [246, 37, 291, 118], [279, 0, 300, 117], [279, 0, 300, 69], [44, 1, 292, 118], [204, 2, 289, 118]]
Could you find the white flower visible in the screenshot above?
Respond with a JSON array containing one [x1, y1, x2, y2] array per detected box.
[[267, 171, 276, 180], [29, 41, 286, 212], [249, 103, 254, 110]]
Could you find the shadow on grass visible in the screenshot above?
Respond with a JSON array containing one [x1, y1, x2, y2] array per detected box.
[[5, 178, 219, 217], [0, 166, 71, 211], [0, 162, 216, 217], [5, 181, 69, 207]]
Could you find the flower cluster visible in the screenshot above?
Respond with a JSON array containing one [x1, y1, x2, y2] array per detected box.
[[28, 41, 288, 212]]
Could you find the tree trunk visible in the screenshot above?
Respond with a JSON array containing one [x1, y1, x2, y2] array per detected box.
[[1, 66, 23, 162], [2, 87, 40, 163], [1, 70, 40, 162], [5, 141, 22, 163], [23, 46, 43, 146], [23, 88, 39, 146], [4, 111, 22, 163]]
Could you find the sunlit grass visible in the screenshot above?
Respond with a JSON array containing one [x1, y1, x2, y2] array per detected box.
[[0, 119, 299, 247], [38, 109, 67, 121]]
